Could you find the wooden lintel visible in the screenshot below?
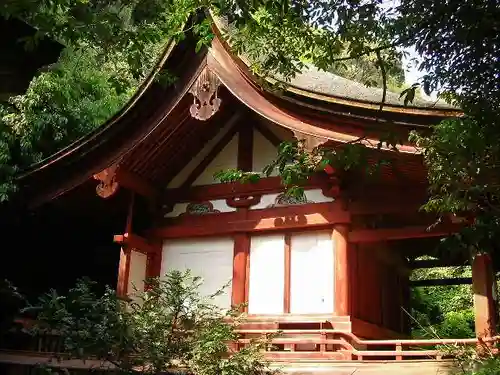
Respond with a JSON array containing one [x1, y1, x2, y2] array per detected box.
[[113, 232, 159, 254], [349, 223, 463, 243], [151, 201, 350, 238], [116, 168, 158, 200], [410, 258, 470, 269], [410, 277, 472, 287], [164, 174, 330, 203]]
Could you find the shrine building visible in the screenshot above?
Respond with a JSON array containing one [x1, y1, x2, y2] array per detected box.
[[1, 15, 498, 374]]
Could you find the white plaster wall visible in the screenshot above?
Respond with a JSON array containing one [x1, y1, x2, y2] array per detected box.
[[164, 199, 235, 218], [248, 234, 285, 314], [251, 193, 280, 210], [193, 135, 238, 186], [128, 250, 148, 295], [250, 189, 334, 210], [161, 237, 234, 308], [305, 189, 335, 203], [290, 231, 334, 314], [252, 129, 278, 175], [168, 116, 238, 188]]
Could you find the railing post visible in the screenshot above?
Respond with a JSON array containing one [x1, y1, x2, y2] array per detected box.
[[395, 342, 402, 360], [472, 253, 497, 339]]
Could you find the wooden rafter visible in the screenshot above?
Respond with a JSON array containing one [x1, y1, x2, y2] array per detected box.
[[349, 223, 463, 243], [410, 278, 472, 287], [237, 118, 254, 171]]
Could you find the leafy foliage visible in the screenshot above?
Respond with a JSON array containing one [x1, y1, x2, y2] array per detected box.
[[410, 266, 475, 339], [23, 271, 272, 375]]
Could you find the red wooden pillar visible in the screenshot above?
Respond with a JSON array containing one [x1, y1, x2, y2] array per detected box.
[[232, 234, 250, 310], [117, 247, 131, 297], [472, 253, 497, 338], [117, 192, 134, 297], [146, 240, 163, 282], [334, 224, 351, 316]]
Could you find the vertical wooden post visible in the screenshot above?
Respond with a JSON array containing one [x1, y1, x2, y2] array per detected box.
[[232, 234, 250, 310], [284, 234, 291, 313], [334, 224, 350, 316], [117, 192, 135, 297], [146, 240, 163, 291], [117, 247, 131, 297], [472, 253, 497, 338]]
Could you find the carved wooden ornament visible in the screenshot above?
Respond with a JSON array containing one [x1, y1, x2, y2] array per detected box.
[[189, 67, 221, 121], [93, 164, 120, 198]]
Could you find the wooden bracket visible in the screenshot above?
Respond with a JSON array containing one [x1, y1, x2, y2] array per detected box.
[[93, 163, 120, 198], [93, 164, 158, 200]]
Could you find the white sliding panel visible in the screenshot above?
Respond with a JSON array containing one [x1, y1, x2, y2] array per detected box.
[[161, 237, 234, 309], [290, 231, 334, 314], [128, 250, 147, 294], [248, 234, 285, 314]]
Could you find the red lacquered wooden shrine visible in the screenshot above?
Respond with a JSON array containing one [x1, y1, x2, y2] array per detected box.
[[3, 17, 498, 374]]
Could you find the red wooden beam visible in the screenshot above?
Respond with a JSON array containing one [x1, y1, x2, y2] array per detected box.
[[164, 174, 330, 203], [349, 223, 463, 243], [116, 168, 158, 200], [151, 201, 350, 238], [113, 232, 159, 254]]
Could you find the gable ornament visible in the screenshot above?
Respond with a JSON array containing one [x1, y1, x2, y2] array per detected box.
[[189, 67, 221, 121]]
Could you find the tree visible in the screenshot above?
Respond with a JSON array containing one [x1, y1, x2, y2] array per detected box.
[[21, 270, 272, 375]]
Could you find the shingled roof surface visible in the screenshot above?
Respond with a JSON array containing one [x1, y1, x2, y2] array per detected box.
[[287, 65, 454, 109]]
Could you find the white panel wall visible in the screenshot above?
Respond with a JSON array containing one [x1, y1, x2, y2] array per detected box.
[[248, 234, 285, 314], [164, 199, 236, 218], [128, 250, 148, 295], [161, 237, 234, 308], [168, 116, 238, 188], [290, 231, 334, 314], [304, 189, 335, 203], [193, 135, 238, 186], [252, 129, 278, 176]]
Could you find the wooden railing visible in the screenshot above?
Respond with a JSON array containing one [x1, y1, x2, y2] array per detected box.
[[234, 329, 500, 362], [1, 318, 499, 369]]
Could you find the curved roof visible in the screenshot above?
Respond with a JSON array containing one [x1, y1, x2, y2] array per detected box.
[[210, 14, 459, 114], [287, 65, 452, 110], [13, 14, 461, 209]]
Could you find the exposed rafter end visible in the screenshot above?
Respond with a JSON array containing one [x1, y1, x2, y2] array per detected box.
[[93, 164, 159, 200]]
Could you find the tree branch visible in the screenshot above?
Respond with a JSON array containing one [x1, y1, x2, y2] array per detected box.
[[376, 50, 387, 113]]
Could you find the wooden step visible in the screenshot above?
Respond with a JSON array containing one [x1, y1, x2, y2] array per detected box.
[[263, 351, 348, 361], [238, 322, 352, 334], [243, 315, 350, 323]]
